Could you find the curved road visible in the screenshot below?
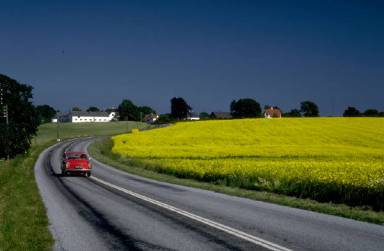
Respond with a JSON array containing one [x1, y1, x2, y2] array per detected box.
[[35, 138, 384, 251]]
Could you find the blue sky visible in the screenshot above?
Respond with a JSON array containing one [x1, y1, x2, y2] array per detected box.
[[1, 0, 383, 115]]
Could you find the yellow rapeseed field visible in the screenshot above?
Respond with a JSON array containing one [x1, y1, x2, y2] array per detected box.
[[112, 118, 384, 209]]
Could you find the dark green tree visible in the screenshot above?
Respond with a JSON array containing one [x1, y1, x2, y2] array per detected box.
[[118, 99, 140, 121], [284, 109, 302, 117], [86, 106, 100, 112], [363, 109, 379, 117], [0, 74, 38, 159], [138, 106, 156, 116], [170, 97, 192, 120], [72, 106, 81, 111], [36, 104, 57, 124], [199, 112, 210, 120], [230, 98, 261, 118], [343, 107, 361, 117], [155, 114, 172, 124], [300, 101, 319, 117]]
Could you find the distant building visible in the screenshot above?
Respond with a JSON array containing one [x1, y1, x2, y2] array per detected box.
[[105, 107, 119, 120], [59, 111, 116, 123], [264, 107, 282, 118], [210, 112, 232, 119], [187, 112, 200, 121], [144, 113, 159, 124]]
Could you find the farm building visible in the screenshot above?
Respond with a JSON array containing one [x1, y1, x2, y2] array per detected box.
[[264, 107, 282, 118], [57, 111, 116, 123], [187, 112, 200, 121], [144, 113, 159, 123]]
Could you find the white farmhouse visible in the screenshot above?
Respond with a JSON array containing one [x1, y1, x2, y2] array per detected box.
[[187, 112, 200, 121], [59, 111, 116, 123]]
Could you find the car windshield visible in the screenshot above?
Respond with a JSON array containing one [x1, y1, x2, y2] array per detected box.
[[66, 153, 88, 159]]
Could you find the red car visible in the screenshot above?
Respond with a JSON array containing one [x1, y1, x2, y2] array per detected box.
[[61, 151, 92, 177]]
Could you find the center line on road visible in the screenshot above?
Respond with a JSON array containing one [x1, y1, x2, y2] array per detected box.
[[91, 176, 293, 251]]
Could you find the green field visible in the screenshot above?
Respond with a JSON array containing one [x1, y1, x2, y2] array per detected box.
[[112, 118, 384, 210], [0, 121, 149, 250], [35, 121, 147, 145]]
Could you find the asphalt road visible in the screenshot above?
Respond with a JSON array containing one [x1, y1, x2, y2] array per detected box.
[[35, 138, 384, 251]]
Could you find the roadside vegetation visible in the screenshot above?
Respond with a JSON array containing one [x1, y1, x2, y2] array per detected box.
[[107, 118, 384, 221], [0, 121, 149, 250]]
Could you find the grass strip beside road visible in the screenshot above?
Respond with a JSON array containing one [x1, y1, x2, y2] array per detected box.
[[89, 138, 384, 225], [0, 142, 54, 250], [0, 121, 149, 251]]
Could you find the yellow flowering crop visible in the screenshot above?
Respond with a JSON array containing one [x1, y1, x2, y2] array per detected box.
[[112, 118, 384, 209]]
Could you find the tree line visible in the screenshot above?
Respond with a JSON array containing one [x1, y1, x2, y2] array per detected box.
[[1, 72, 383, 159], [229, 99, 320, 118], [58, 97, 384, 122], [343, 107, 384, 117]]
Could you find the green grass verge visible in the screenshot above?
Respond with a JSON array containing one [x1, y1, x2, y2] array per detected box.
[[89, 137, 384, 225], [35, 121, 149, 145], [0, 121, 150, 251], [0, 142, 54, 251]]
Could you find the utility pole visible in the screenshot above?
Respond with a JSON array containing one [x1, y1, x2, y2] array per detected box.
[[4, 104, 8, 125], [1, 82, 9, 160], [0, 83, 3, 108]]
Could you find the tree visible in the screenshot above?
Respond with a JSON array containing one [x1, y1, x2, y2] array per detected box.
[[363, 109, 379, 117], [36, 104, 57, 124], [199, 112, 210, 120], [118, 99, 140, 121], [105, 107, 117, 114], [300, 101, 319, 117], [0, 74, 38, 159], [343, 107, 361, 117], [155, 114, 172, 124], [284, 109, 302, 117], [138, 106, 156, 116], [170, 97, 192, 120], [86, 106, 100, 112], [379, 112, 384, 117], [117, 100, 156, 121], [72, 106, 81, 111], [230, 98, 261, 118]]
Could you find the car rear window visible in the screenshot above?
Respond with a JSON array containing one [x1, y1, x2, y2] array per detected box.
[[66, 153, 88, 159]]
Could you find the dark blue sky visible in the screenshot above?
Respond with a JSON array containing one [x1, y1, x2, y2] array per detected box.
[[1, 0, 383, 115]]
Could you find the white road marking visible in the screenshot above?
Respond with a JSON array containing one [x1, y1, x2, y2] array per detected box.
[[91, 176, 293, 251]]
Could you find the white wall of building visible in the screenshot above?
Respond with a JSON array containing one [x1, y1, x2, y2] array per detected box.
[[70, 112, 116, 123], [71, 116, 109, 123]]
